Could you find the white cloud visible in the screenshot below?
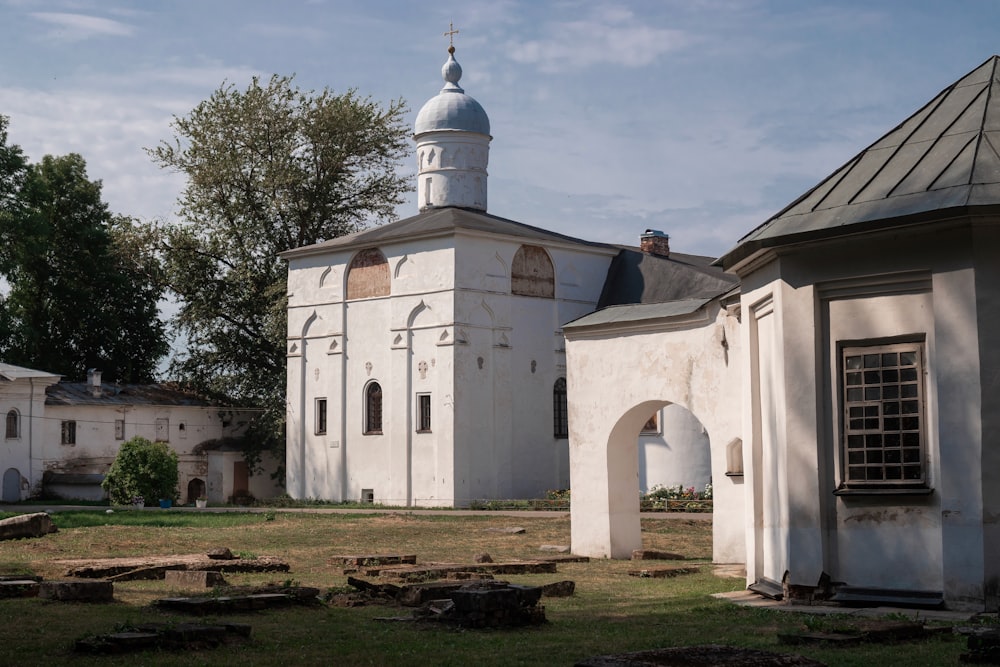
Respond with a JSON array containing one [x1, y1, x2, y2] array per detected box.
[[29, 11, 133, 40], [506, 7, 692, 72]]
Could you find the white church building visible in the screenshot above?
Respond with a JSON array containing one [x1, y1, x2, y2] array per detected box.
[[282, 45, 734, 507], [285, 39, 1000, 611]]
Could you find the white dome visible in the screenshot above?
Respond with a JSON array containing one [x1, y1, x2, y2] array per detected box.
[[414, 50, 490, 136]]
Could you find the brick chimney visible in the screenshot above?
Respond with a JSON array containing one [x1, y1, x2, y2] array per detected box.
[[640, 229, 670, 257], [87, 369, 102, 397]]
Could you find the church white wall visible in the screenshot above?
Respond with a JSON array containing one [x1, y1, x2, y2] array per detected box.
[[286, 237, 460, 506], [566, 301, 744, 563], [450, 235, 612, 503], [286, 230, 615, 507]]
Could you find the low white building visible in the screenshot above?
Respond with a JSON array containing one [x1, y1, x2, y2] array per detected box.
[[0, 364, 59, 502], [1, 365, 280, 504]]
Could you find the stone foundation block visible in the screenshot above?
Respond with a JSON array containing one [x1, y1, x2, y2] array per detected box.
[[39, 580, 114, 602], [164, 570, 227, 588]]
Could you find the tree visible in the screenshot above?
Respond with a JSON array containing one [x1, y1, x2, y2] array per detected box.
[[101, 436, 179, 505], [0, 143, 168, 382], [147, 74, 411, 471], [0, 115, 28, 232]]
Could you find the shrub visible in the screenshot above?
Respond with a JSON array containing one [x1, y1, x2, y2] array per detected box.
[[101, 437, 179, 506]]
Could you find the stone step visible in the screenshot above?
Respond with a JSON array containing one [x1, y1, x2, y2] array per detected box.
[[164, 570, 228, 588], [0, 579, 40, 598]]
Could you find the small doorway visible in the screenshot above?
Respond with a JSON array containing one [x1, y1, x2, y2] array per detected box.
[[187, 478, 206, 504], [233, 461, 249, 496], [2, 468, 21, 503]]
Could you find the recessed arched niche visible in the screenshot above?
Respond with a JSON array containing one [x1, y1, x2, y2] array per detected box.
[[346, 248, 390, 300], [511, 245, 554, 298]]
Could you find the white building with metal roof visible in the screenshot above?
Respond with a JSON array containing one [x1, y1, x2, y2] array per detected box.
[[282, 46, 734, 509]]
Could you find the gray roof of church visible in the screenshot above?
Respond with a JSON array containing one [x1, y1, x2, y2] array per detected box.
[[720, 55, 1000, 269], [280, 206, 612, 258], [597, 247, 737, 308], [563, 298, 716, 330]]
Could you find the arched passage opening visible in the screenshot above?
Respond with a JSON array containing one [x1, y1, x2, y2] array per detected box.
[[638, 403, 712, 496], [600, 398, 714, 558]]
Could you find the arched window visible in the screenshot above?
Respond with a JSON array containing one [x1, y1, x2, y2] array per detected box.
[[365, 382, 383, 434], [553, 378, 568, 439], [511, 244, 555, 298], [346, 248, 390, 300], [5, 410, 18, 439]]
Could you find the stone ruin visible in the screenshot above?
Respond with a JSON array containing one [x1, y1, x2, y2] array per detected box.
[[0, 512, 58, 541]]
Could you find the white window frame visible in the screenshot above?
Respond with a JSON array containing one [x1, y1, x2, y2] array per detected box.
[[838, 339, 927, 490]]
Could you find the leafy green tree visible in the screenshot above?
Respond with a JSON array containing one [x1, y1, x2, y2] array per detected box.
[[0, 148, 168, 382], [0, 115, 28, 232], [102, 436, 180, 505], [147, 74, 411, 471]]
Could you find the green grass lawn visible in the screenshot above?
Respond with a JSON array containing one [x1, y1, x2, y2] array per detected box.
[[0, 510, 976, 665]]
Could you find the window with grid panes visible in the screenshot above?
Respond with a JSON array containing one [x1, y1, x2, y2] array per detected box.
[[842, 342, 924, 486], [553, 378, 568, 438]]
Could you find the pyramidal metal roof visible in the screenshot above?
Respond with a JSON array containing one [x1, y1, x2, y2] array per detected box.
[[720, 55, 1000, 269]]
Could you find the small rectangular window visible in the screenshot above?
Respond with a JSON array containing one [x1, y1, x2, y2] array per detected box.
[[641, 411, 660, 435], [114, 419, 124, 441], [417, 394, 431, 433], [553, 378, 568, 439], [155, 417, 169, 442], [841, 341, 925, 487], [61, 420, 76, 445], [316, 398, 328, 435]]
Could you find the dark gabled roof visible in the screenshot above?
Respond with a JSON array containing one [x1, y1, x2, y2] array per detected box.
[[281, 206, 614, 259], [597, 247, 737, 308], [720, 55, 1000, 270], [564, 248, 738, 332], [45, 382, 222, 407]]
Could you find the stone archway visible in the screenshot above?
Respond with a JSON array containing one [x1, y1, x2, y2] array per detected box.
[[565, 300, 745, 563]]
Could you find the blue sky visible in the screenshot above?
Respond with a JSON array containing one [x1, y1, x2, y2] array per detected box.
[[2, 0, 1000, 257]]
